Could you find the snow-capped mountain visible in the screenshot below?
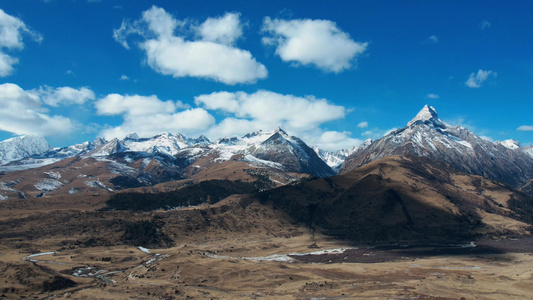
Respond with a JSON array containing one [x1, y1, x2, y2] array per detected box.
[[245, 128, 335, 177], [313, 146, 359, 173], [0, 135, 51, 165], [86, 132, 211, 157], [0, 128, 335, 199], [204, 127, 335, 177], [44, 137, 107, 158], [340, 105, 533, 188], [496, 139, 520, 150]]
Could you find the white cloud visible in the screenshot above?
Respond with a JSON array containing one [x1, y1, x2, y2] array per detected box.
[[0, 9, 42, 76], [197, 12, 243, 45], [479, 20, 491, 30], [426, 35, 438, 43], [195, 90, 346, 130], [356, 121, 368, 128], [0, 53, 17, 76], [113, 6, 267, 85], [427, 93, 439, 99], [0, 83, 73, 136], [96, 94, 182, 116], [518, 125, 533, 131], [142, 38, 267, 85], [120, 74, 130, 80], [195, 90, 355, 151], [465, 69, 496, 88], [317, 130, 362, 151], [141, 5, 181, 39], [205, 117, 264, 138], [261, 17, 367, 73], [35, 86, 95, 107], [95, 93, 214, 139], [361, 130, 373, 136]]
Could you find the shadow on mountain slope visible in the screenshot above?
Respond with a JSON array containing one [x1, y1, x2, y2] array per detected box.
[[256, 155, 533, 244]]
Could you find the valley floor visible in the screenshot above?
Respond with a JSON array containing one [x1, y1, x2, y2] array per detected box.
[[2, 230, 533, 299], [1, 195, 533, 299]]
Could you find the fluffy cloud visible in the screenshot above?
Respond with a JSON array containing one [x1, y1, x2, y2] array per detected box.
[[427, 93, 439, 99], [261, 17, 367, 73], [35, 86, 95, 107], [197, 12, 243, 45], [0, 9, 42, 76], [113, 6, 266, 85], [356, 121, 368, 128], [0, 83, 73, 136], [517, 125, 533, 131], [317, 131, 362, 151], [195, 90, 345, 130], [96, 94, 179, 116], [465, 69, 496, 88], [95, 93, 214, 139], [195, 90, 357, 150]]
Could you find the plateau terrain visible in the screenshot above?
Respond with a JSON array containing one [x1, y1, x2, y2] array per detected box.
[[1, 106, 533, 299]]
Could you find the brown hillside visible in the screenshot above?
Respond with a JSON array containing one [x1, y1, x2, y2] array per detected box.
[[257, 155, 533, 243]]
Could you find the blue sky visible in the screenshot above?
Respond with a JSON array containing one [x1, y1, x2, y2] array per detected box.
[[0, 0, 532, 150]]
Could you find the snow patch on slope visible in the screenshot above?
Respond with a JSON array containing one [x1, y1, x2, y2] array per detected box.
[[243, 154, 284, 170], [497, 139, 520, 150], [86, 180, 113, 191], [210, 129, 286, 163], [34, 179, 63, 192], [522, 147, 533, 159]]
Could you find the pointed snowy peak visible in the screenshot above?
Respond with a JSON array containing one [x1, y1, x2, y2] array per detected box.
[[497, 139, 520, 150], [261, 131, 290, 146], [407, 105, 445, 128], [361, 138, 372, 149], [92, 137, 107, 147], [190, 135, 211, 145], [124, 133, 139, 141], [174, 132, 189, 144], [86, 138, 127, 157], [273, 126, 288, 136], [216, 137, 240, 145], [261, 127, 293, 146], [243, 130, 263, 139]]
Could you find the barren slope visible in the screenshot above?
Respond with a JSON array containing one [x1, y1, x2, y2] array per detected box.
[[258, 155, 533, 243]]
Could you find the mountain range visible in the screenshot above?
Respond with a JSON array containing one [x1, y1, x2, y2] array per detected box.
[[1, 105, 533, 200], [0, 127, 333, 200]]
